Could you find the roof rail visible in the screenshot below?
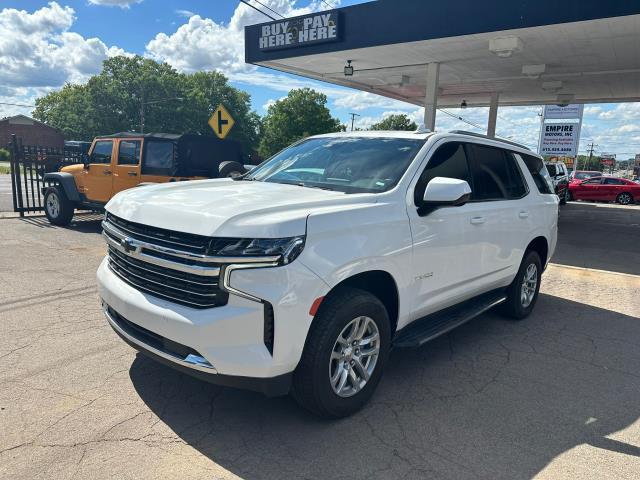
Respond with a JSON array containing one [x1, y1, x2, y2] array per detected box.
[[449, 130, 531, 151]]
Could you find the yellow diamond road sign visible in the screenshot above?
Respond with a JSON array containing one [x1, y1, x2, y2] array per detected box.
[[209, 104, 235, 139]]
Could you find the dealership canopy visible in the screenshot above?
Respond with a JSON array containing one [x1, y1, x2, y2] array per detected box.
[[245, 0, 640, 134]]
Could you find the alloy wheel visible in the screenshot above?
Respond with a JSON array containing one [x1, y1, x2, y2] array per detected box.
[[329, 316, 380, 398], [520, 263, 538, 308], [46, 192, 60, 218], [618, 193, 632, 205]]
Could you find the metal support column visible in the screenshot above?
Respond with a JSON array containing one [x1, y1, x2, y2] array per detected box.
[[423, 63, 440, 131], [487, 92, 499, 138]]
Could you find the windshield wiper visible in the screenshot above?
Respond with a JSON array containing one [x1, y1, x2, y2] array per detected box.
[[295, 182, 335, 191]]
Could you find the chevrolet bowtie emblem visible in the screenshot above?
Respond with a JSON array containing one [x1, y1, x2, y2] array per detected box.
[[121, 237, 139, 254]]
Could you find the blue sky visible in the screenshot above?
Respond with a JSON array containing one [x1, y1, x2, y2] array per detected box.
[[2, 0, 640, 159]]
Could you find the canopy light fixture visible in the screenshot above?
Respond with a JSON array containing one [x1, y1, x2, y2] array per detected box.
[[522, 64, 546, 79], [460, 100, 468, 109], [344, 60, 354, 76], [489, 36, 523, 58]]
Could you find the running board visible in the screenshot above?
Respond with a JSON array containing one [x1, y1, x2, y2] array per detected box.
[[393, 290, 507, 348]]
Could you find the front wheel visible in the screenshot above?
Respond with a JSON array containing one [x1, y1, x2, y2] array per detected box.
[[616, 192, 633, 205], [499, 250, 542, 320], [218, 161, 245, 178], [292, 287, 390, 418], [44, 186, 74, 226]]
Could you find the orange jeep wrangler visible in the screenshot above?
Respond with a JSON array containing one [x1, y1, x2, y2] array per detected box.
[[42, 133, 247, 225]]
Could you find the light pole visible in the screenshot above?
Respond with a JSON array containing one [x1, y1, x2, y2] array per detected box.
[[139, 97, 183, 133]]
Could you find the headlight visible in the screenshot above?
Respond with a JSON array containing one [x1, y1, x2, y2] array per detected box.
[[208, 236, 305, 265]]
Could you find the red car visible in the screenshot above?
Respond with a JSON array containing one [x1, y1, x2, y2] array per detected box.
[[568, 176, 639, 205]]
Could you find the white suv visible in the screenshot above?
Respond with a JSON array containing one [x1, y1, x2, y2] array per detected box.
[[97, 130, 558, 418]]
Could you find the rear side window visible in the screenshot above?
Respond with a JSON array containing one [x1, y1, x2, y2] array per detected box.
[[90, 140, 113, 164], [118, 140, 141, 165], [414, 142, 471, 205], [604, 178, 624, 185], [143, 141, 175, 176], [519, 153, 553, 194], [467, 144, 527, 200]]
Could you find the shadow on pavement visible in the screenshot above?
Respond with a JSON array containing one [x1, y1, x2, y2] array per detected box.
[[554, 202, 640, 276], [129, 294, 640, 479], [19, 213, 103, 233]]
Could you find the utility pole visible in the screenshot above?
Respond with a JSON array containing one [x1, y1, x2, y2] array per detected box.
[[586, 142, 598, 170], [349, 112, 360, 131]]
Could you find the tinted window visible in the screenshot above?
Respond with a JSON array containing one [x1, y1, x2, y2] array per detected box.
[[90, 140, 113, 164], [604, 178, 625, 185], [118, 140, 141, 165], [143, 141, 175, 175], [247, 137, 425, 194], [546, 164, 558, 177], [520, 153, 553, 194], [468, 145, 527, 200], [414, 142, 470, 205], [574, 171, 601, 180]]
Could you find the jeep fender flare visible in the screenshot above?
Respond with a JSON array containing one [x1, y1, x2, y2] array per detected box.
[[43, 172, 81, 202]]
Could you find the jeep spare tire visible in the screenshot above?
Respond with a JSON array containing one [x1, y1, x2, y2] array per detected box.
[[218, 161, 246, 178]]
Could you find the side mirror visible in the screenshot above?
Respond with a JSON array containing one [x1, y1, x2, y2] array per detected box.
[[420, 177, 472, 213]]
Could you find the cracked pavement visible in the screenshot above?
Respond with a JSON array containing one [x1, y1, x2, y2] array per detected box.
[[1, 203, 640, 480]]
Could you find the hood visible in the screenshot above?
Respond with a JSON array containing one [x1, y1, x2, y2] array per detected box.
[[61, 164, 84, 174], [105, 178, 375, 238]]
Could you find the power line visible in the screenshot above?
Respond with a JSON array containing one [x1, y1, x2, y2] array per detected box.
[[437, 108, 485, 131], [253, 0, 286, 19], [321, 0, 336, 9], [0, 102, 35, 108], [238, 0, 275, 21]]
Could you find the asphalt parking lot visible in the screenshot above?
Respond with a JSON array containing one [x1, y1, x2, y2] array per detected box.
[[1, 203, 639, 480]]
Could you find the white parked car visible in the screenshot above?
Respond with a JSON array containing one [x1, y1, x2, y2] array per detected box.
[[97, 130, 558, 418]]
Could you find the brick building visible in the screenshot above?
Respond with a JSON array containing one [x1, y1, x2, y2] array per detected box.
[[0, 115, 64, 149]]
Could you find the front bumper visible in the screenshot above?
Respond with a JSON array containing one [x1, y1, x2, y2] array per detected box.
[[97, 256, 328, 394]]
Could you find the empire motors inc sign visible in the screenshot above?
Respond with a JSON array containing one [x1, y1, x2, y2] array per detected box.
[[258, 12, 339, 50], [540, 123, 580, 156]]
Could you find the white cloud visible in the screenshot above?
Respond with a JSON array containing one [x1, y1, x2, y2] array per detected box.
[[88, 0, 143, 8], [333, 91, 418, 112], [175, 9, 195, 18], [0, 2, 127, 90]]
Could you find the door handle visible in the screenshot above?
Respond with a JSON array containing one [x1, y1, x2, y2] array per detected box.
[[518, 211, 529, 219], [103, 170, 112, 175], [470, 217, 485, 225], [127, 172, 138, 177]]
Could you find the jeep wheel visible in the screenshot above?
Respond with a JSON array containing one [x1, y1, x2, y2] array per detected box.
[[44, 186, 74, 226], [218, 161, 245, 178], [616, 192, 633, 205], [292, 287, 390, 418], [499, 250, 542, 320]]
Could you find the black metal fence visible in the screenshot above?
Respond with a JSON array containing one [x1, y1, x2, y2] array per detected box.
[[8, 134, 84, 215]]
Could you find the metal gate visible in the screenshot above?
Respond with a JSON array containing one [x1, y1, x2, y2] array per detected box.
[[8, 134, 84, 215]]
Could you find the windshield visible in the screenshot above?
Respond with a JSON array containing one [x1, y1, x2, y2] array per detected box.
[[245, 137, 425, 193]]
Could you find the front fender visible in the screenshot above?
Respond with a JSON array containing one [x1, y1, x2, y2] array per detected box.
[[43, 172, 81, 202]]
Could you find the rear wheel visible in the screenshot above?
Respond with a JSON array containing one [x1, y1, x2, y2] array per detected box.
[[218, 161, 245, 178], [44, 186, 74, 226], [499, 250, 542, 320], [616, 192, 633, 205], [560, 188, 569, 204], [292, 287, 390, 418]]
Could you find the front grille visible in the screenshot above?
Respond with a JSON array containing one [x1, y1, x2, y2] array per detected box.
[[107, 246, 228, 309], [106, 213, 210, 254]]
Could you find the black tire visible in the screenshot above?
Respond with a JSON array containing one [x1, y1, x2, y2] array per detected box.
[[292, 287, 391, 418], [499, 250, 542, 320], [44, 186, 74, 226], [218, 161, 246, 178], [616, 192, 633, 205], [559, 187, 569, 205]]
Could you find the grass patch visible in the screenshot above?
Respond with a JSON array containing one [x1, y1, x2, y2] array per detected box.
[[0, 165, 10, 174]]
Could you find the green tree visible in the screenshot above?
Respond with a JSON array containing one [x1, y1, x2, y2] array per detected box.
[[369, 113, 417, 131], [259, 88, 343, 157], [33, 55, 261, 154], [0, 148, 10, 162]]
